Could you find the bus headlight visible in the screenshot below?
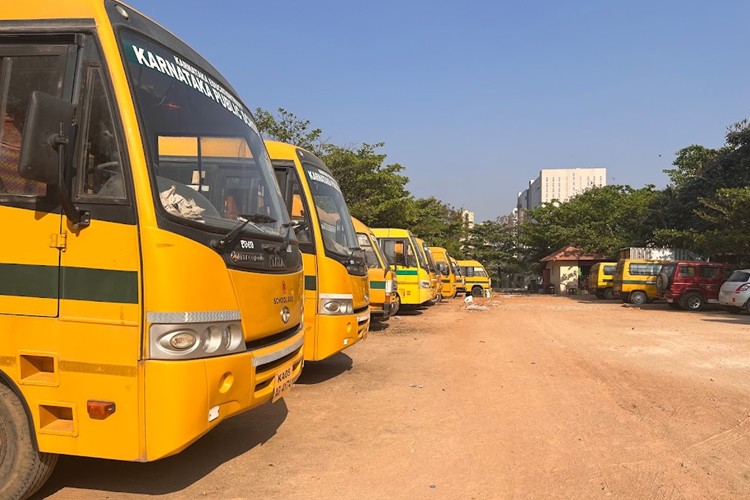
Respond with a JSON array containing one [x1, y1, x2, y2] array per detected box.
[[149, 321, 245, 360], [320, 295, 354, 315]]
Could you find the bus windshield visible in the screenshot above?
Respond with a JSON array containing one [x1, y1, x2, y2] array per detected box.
[[357, 232, 382, 269], [302, 163, 358, 256], [119, 31, 288, 237]]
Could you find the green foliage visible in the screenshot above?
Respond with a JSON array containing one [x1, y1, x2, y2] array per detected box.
[[519, 185, 658, 262], [254, 107, 323, 154], [464, 219, 522, 276], [319, 143, 416, 229], [409, 197, 465, 255]]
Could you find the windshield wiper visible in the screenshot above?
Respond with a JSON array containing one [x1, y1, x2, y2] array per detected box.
[[213, 214, 277, 252]]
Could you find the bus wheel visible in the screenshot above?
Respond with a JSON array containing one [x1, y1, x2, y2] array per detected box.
[[629, 291, 647, 306], [471, 286, 483, 297], [0, 384, 58, 500], [603, 288, 615, 300], [392, 295, 401, 316]]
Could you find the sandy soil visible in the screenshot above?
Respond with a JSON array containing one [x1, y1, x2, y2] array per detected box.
[[34, 294, 750, 499]]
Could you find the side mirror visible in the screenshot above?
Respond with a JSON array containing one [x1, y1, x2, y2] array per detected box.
[[19, 91, 74, 185]]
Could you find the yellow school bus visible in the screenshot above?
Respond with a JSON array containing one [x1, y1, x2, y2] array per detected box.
[[415, 237, 441, 303], [459, 259, 492, 297], [352, 217, 398, 319], [0, 2, 305, 498], [372, 228, 433, 306], [267, 140, 370, 361], [588, 261, 617, 300], [450, 255, 466, 296], [612, 259, 665, 305], [430, 246, 457, 299]]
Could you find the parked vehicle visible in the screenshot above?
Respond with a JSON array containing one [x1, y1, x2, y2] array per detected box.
[[430, 246, 458, 299], [451, 256, 466, 296], [267, 140, 370, 360], [373, 228, 434, 306], [718, 269, 750, 313], [613, 259, 665, 305], [352, 217, 398, 319], [588, 262, 617, 300], [657, 261, 736, 311], [0, 2, 305, 497], [415, 238, 441, 303], [459, 260, 492, 297]]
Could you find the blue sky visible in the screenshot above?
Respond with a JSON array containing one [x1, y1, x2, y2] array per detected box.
[[126, 0, 750, 222]]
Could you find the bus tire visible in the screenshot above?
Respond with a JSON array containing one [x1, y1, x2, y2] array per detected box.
[[392, 294, 401, 315], [603, 288, 615, 300], [471, 286, 483, 297], [0, 383, 58, 500], [629, 291, 647, 306]]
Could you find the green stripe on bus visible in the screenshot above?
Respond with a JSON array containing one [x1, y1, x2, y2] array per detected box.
[[0, 264, 138, 303], [304, 275, 317, 290], [0, 263, 58, 298], [369, 281, 386, 290], [396, 269, 418, 276]]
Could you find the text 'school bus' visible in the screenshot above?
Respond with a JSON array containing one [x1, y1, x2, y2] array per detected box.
[[415, 237, 441, 304], [267, 140, 370, 361], [588, 262, 617, 300], [352, 217, 398, 319], [429, 246, 457, 299], [0, 2, 305, 498], [451, 255, 466, 295], [459, 260, 492, 297], [372, 228, 433, 306]]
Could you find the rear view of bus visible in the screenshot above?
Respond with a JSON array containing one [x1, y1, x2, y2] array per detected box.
[[373, 228, 433, 307], [267, 141, 370, 361], [0, 2, 303, 498]]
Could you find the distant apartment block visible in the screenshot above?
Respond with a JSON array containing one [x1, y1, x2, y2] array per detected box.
[[517, 167, 607, 213]]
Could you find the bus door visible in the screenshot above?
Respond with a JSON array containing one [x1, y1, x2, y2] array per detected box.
[[0, 38, 76, 317]]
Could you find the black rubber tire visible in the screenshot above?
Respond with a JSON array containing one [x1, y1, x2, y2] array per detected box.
[[680, 292, 704, 311], [471, 286, 484, 297], [603, 288, 615, 300], [629, 291, 647, 306], [0, 384, 58, 500], [391, 294, 400, 316]]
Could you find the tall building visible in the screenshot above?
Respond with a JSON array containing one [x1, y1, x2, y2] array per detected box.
[[517, 167, 606, 213], [461, 209, 475, 230]]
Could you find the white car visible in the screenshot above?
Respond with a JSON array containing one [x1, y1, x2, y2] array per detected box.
[[719, 269, 750, 313]]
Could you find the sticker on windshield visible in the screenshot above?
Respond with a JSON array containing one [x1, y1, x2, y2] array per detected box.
[[306, 167, 341, 192], [125, 40, 258, 133]]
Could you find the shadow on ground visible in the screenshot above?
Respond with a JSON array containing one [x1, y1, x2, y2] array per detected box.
[[294, 351, 353, 385], [33, 400, 289, 498]]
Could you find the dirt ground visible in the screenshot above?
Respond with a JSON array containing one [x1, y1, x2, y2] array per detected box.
[[34, 294, 750, 499]]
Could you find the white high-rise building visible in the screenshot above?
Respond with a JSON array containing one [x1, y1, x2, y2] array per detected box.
[[518, 167, 607, 212], [460, 209, 475, 229]]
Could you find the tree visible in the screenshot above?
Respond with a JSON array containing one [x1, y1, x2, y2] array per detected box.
[[320, 143, 416, 229], [409, 197, 465, 255], [254, 107, 323, 154]]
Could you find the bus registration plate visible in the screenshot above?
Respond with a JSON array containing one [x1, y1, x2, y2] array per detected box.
[[272, 365, 294, 403]]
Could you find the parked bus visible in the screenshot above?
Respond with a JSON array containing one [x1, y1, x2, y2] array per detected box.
[[459, 259, 492, 297], [0, 2, 304, 498], [352, 217, 398, 319], [451, 255, 466, 296], [612, 259, 665, 305], [415, 237, 441, 303], [588, 262, 617, 300], [430, 246, 457, 299], [372, 228, 433, 307], [267, 140, 369, 361]]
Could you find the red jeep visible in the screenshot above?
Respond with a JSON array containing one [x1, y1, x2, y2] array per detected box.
[[656, 261, 736, 311]]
